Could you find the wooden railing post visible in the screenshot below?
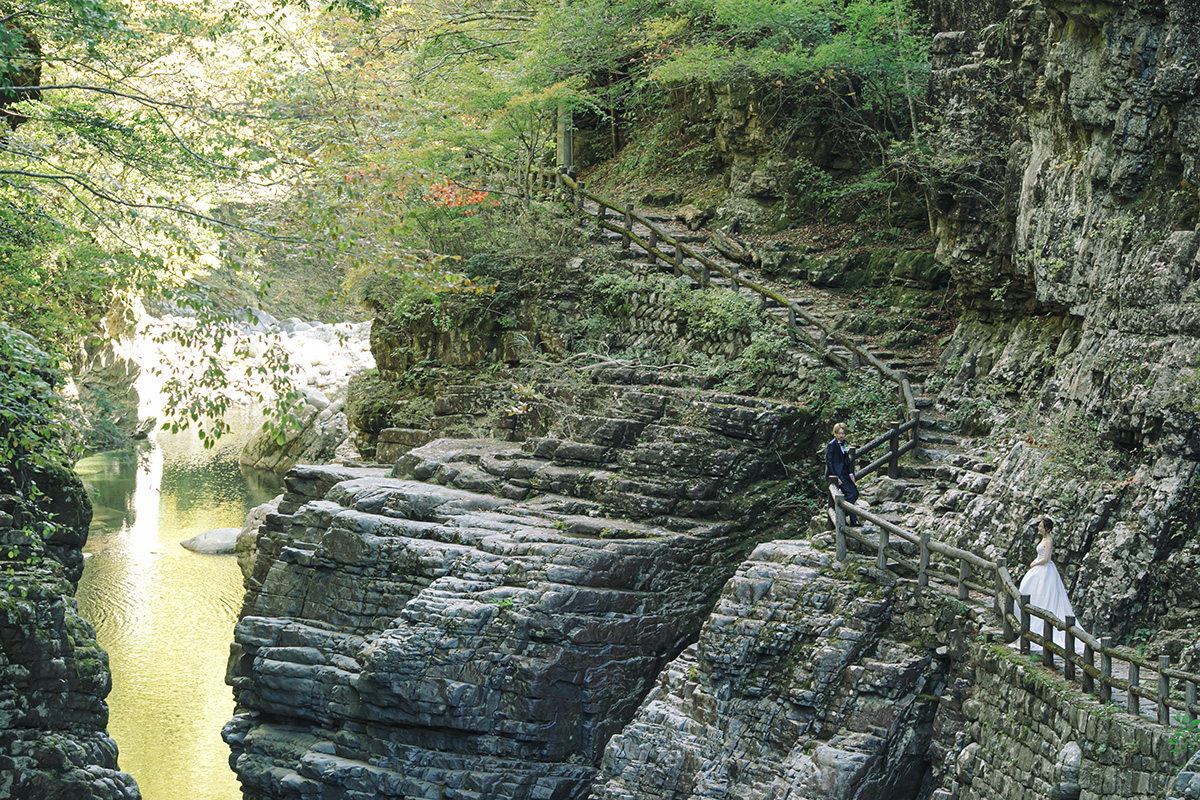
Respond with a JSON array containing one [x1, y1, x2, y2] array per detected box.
[[1019, 595, 1031, 655], [1100, 637, 1113, 704], [957, 560, 970, 601], [622, 206, 633, 249], [1042, 617, 1054, 668], [647, 230, 658, 265], [1187, 679, 1197, 724], [919, 532, 930, 587], [597, 201, 607, 222], [834, 503, 847, 561], [993, 556, 1006, 616], [788, 307, 798, 344], [701, 262, 710, 287], [877, 526, 888, 569], [1082, 640, 1095, 694], [1128, 662, 1140, 716], [1064, 617, 1076, 681], [1002, 590, 1015, 643], [673, 246, 682, 277], [889, 422, 901, 479], [1158, 656, 1171, 725]]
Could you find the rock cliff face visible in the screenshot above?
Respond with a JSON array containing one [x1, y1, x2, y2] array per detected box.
[[592, 539, 956, 800], [0, 464, 139, 799], [227, 364, 818, 798], [921, 0, 1200, 637]]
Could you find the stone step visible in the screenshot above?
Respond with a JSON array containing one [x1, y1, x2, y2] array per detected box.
[[557, 413, 650, 448]]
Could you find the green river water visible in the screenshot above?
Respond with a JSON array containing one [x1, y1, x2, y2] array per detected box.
[[74, 418, 282, 800]]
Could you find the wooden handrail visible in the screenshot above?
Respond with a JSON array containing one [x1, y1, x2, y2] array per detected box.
[[526, 167, 920, 423], [538, 166, 1200, 726], [827, 482, 1200, 727]]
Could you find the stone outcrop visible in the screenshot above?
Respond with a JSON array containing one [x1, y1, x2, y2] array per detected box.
[[592, 539, 957, 800], [0, 463, 138, 799], [227, 469, 746, 798], [226, 358, 820, 797]]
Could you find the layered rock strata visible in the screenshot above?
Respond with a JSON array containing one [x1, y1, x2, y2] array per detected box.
[[227, 362, 818, 798], [227, 468, 744, 798], [591, 539, 965, 800], [0, 465, 139, 799]]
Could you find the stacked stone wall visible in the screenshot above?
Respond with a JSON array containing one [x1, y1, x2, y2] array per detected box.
[[933, 644, 1193, 800]]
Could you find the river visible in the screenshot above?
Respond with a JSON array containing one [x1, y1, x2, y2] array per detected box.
[[75, 415, 282, 800]]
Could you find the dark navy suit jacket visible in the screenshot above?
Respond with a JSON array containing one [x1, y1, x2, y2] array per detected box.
[[825, 438, 855, 483]]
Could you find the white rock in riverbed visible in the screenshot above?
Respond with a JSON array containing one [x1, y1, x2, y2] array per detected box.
[[180, 527, 242, 554]]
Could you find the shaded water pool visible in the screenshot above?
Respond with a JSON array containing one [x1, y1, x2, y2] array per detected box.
[[75, 422, 281, 800]]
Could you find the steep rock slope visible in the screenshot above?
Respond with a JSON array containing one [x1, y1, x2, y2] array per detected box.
[[227, 365, 819, 797], [923, 0, 1200, 639], [0, 463, 139, 799]]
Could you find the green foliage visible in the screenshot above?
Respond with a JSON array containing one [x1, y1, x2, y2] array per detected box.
[[0, 324, 76, 469], [1170, 713, 1200, 758], [1042, 412, 1131, 485], [811, 369, 902, 435], [149, 297, 303, 449]]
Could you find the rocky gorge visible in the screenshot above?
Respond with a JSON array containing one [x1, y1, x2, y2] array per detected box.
[[8, 0, 1200, 798]]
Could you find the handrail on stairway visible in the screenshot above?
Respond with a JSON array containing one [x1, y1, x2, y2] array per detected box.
[[827, 482, 1200, 729], [521, 167, 920, 424]]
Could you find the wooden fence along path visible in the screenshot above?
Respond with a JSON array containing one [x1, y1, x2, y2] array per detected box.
[[522, 167, 1200, 733], [522, 168, 921, 422], [828, 481, 1200, 729]]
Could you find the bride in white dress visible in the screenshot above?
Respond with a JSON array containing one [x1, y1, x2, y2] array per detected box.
[[1016, 517, 1085, 653]]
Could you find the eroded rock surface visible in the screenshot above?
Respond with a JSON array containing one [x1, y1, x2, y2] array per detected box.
[[592, 540, 953, 800], [0, 465, 138, 799], [227, 469, 747, 798]]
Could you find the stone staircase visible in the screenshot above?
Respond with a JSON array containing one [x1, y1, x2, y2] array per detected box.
[[564, 195, 1001, 541]]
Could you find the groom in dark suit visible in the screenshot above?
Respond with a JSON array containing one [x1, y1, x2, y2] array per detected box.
[[826, 422, 859, 526]]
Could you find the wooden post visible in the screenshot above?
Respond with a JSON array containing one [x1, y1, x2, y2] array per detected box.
[[597, 201, 607, 221], [759, 292, 767, 311], [834, 500, 847, 561], [622, 206, 632, 249], [993, 557, 1006, 616], [958, 560, 970, 601], [1019, 595, 1031, 655], [911, 410, 920, 451], [1082, 640, 1095, 694], [1187, 679, 1197, 724], [673, 246, 682, 277], [788, 307, 798, 344], [647, 230, 658, 266], [701, 262, 710, 287], [918, 532, 930, 587], [1128, 662, 1140, 716], [1100, 637, 1113, 704], [575, 183, 584, 215], [889, 422, 901, 479], [1064, 616, 1076, 682], [1158, 656, 1171, 726], [877, 527, 888, 570], [1042, 617, 1054, 668], [853, 338, 864, 367], [1002, 590, 1015, 643]]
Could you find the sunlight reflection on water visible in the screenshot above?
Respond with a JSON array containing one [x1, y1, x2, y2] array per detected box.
[[75, 413, 281, 800]]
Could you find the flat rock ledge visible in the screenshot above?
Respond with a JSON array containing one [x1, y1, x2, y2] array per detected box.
[[226, 463, 750, 800]]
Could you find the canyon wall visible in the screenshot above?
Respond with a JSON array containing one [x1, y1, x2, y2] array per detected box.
[[0, 327, 138, 799]]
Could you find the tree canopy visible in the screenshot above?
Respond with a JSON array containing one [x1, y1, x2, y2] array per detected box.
[[0, 0, 931, 446]]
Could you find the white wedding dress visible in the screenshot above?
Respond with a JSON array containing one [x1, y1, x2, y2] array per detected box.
[[1015, 541, 1085, 654]]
